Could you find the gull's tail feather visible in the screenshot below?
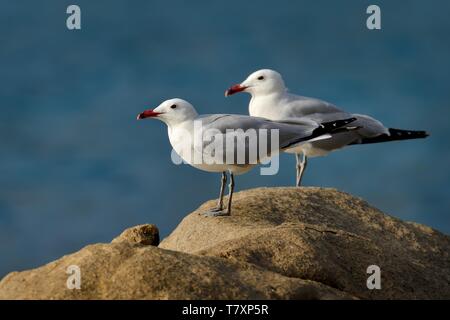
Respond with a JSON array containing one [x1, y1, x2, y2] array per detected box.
[[354, 128, 429, 145]]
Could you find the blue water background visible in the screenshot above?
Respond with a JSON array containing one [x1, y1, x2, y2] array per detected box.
[[1, 0, 449, 276]]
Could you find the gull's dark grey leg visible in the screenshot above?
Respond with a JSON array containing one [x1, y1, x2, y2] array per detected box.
[[296, 153, 301, 186], [296, 153, 308, 187], [209, 171, 227, 212], [203, 172, 231, 217], [217, 171, 227, 210], [225, 173, 235, 215]]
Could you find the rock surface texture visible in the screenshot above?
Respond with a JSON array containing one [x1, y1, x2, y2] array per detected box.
[[1, 187, 449, 299]]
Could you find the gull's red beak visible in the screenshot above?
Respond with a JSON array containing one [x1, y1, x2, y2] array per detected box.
[[137, 109, 162, 120], [225, 84, 247, 97]]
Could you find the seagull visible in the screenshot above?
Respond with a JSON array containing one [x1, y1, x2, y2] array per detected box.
[[137, 98, 356, 216], [225, 69, 429, 187]]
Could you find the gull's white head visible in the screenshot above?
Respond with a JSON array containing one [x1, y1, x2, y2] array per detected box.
[[225, 69, 286, 97], [137, 98, 198, 125]]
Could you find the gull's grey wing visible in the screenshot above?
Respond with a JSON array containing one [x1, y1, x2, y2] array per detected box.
[[351, 114, 389, 137], [279, 94, 390, 141], [195, 114, 321, 165], [200, 114, 320, 146], [194, 114, 356, 165], [282, 94, 346, 118]]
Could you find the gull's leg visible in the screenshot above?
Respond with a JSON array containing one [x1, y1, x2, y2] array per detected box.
[[203, 172, 230, 217], [224, 173, 235, 216], [296, 153, 308, 187], [210, 172, 227, 212], [295, 153, 302, 186], [217, 171, 227, 210]]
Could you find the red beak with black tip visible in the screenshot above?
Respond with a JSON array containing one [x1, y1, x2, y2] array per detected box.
[[225, 84, 247, 97], [136, 109, 162, 120]]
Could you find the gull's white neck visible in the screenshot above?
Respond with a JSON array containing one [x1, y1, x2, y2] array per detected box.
[[249, 90, 287, 121], [166, 118, 197, 164]]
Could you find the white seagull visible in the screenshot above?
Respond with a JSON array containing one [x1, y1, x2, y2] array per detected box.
[[225, 69, 429, 186], [137, 98, 356, 216]]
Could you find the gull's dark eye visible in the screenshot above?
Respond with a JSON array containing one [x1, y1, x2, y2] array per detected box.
[[170, 104, 177, 109], [257, 76, 264, 80]]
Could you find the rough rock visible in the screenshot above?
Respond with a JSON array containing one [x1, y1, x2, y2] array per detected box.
[[1, 187, 449, 299], [160, 187, 450, 299], [0, 229, 350, 300], [112, 224, 159, 246]]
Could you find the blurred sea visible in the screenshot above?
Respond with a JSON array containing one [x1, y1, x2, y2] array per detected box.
[[1, 0, 449, 277]]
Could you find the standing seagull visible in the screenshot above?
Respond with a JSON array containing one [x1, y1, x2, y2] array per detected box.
[[225, 69, 429, 186], [137, 98, 356, 216]]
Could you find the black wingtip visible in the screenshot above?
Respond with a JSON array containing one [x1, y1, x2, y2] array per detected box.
[[312, 117, 358, 137], [389, 128, 429, 139], [321, 117, 357, 130], [352, 128, 429, 145]]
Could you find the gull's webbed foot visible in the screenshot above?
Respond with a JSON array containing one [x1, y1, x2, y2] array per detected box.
[[202, 209, 230, 217]]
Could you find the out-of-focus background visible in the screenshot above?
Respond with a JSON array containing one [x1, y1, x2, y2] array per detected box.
[[1, 0, 449, 277]]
